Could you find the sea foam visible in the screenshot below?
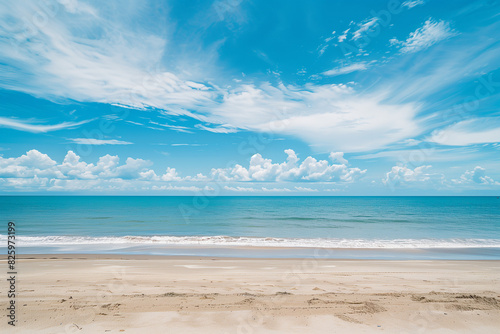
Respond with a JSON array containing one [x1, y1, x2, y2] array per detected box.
[[2, 235, 500, 249]]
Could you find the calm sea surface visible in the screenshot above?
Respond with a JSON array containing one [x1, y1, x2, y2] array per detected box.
[[1, 196, 499, 259]]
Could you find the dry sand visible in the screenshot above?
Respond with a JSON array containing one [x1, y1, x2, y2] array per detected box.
[[1, 255, 500, 333]]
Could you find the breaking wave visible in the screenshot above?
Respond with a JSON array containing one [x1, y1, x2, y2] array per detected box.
[[2, 235, 500, 249]]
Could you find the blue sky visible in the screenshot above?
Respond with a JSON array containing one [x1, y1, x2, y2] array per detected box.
[[0, 0, 499, 195]]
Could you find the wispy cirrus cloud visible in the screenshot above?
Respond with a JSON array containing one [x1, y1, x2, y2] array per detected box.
[[383, 22, 500, 104], [322, 62, 369, 76], [171, 143, 205, 147], [351, 17, 378, 41], [402, 0, 425, 9], [195, 124, 239, 134], [2, 1, 499, 158], [0, 1, 423, 153], [208, 83, 421, 152], [392, 18, 456, 54], [0, 1, 214, 111], [69, 138, 133, 145], [429, 118, 500, 146], [148, 121, 193, 133], [354, 147, 486, 163], [0, 117, 92, 133]]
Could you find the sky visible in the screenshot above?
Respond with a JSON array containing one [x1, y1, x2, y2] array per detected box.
[[0, 0, 499, 195]]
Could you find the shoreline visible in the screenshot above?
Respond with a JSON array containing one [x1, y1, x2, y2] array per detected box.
[[15, 245, 500, 260], [14, 253, 500, 261], [2, 255, 499, 333]]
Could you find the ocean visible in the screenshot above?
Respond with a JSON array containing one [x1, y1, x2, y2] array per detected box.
[[1, 196, 499, 259]]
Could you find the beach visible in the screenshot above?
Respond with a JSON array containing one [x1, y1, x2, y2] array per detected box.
[[2, 0, 500, 331], [2, 255, 499, 333], [2, 197, 499, 332]]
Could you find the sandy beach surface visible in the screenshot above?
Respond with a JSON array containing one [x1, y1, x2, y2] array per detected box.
[[1, 255, 500, 333]]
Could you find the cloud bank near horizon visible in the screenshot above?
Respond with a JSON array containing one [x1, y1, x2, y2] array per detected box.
[[0, 149, 497, 193]]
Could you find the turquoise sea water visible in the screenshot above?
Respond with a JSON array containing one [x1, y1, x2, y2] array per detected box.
[[1, 196, 499, 259]]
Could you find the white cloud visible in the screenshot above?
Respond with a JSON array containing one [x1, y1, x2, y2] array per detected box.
[[170, 143, 206, 147], [195, 124, 239, 134], [0, 2, 428, 153], [294, 186, 318, 192], [396, 19, 456, 54], [354, 147, 486, 163], [329, 152, 348, 164], [351, 18, 378, 41], [223, 186, 257, 192], [161, 167, 183, 182], [318, 45, 329, 56], [383, 165, 444, 187], [210, 149, 366, 182], [125, 120, 144, 126], [57, 0, 96, 14], [151, 185, 213, 192], [322, 62, 368, 76], [389, 38, 401, 47], [402, 0, 425, 9], [0, 150, 60, 178], [8, 2, 493, 157], [0, 149, 366, 192], [262, 187, 292, 192], [0, 1, 214, 112], [452, 166, 499, 185], [429, 118, 500, 146], [209, 83, 420, 152], [149, 122, 193, 133], [383, 21, 500, 104], [223, 185, 325, 193], [69, 138, 133, 145], [0, 150, 151, 181], [400, 139, 421, 146], [317, 33, 336, 56], [0, 117, 92, 133], [338, 28, 349, 42], [2, 150, 498, 192]]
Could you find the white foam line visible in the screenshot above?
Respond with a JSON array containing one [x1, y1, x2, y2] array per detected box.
[[1, 235, 499, 249]]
